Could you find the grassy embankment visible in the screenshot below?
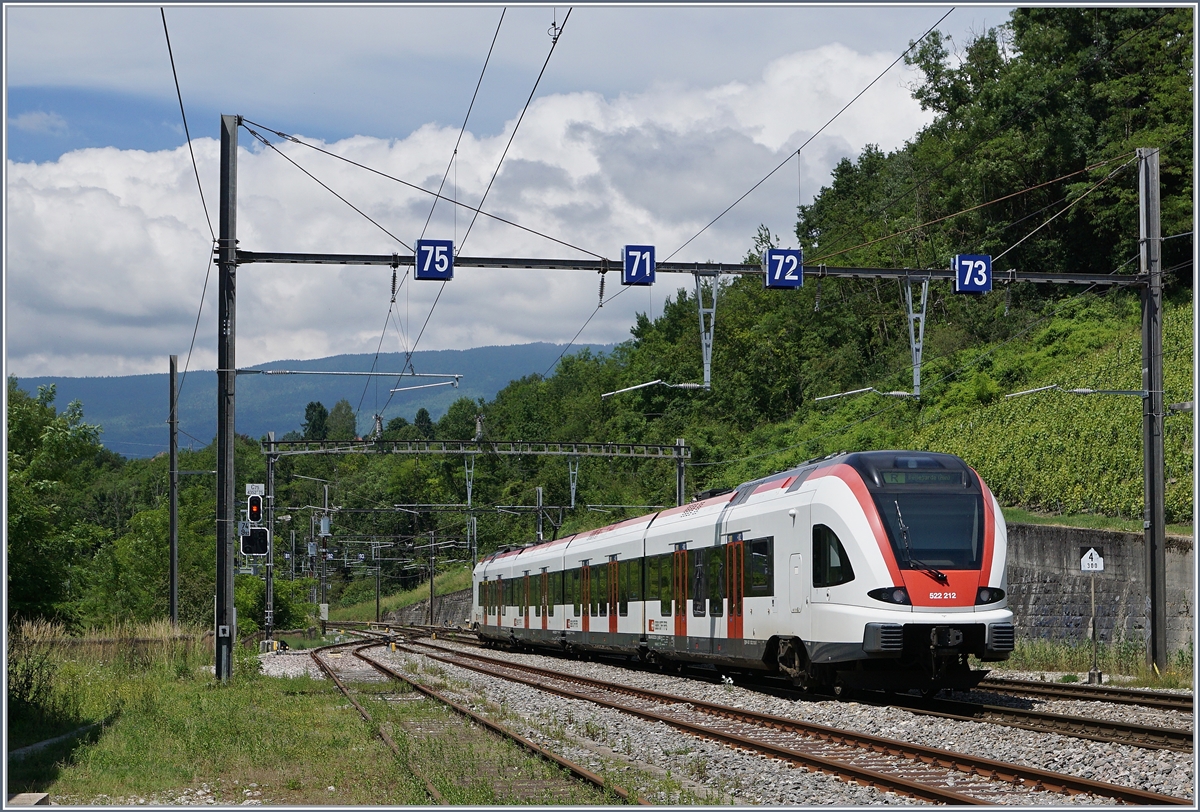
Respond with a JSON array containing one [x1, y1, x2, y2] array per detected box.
[[5, 619, 619, 804], [326, 565, 472, 624]]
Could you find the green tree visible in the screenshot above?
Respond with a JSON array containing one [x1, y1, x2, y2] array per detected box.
[[7, 377, 104, 622], [302, 401, 328, 440], [413, 408, 435, 440], [326, 399, 357, 440]]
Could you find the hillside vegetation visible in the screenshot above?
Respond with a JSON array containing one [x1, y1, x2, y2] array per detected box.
[[7, 9, 1192, 634]]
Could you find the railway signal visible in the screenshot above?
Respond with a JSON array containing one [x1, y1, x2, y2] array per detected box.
[[247, 493, 263, 523], [241, 526, 269, 556]]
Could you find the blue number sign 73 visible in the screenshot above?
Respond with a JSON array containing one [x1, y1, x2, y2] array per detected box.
[[954, 254, 991, 293]]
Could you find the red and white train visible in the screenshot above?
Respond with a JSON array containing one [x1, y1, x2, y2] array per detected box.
[[471, 450, 1014, 692]]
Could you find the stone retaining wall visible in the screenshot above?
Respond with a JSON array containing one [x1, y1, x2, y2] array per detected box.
[[1006, 523, 1192, 656]]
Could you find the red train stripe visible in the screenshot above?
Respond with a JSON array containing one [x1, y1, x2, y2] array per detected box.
[[809, 463, 904, 583]]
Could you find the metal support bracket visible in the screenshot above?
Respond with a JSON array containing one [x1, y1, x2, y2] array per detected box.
[[568, 457, 579, 509], [464, 454, 476, 509], [694, 271, 719, 389], [903, 278, 930, 398]]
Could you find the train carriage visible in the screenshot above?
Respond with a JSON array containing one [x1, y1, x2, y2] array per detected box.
[[472, 450, 1014, 693]]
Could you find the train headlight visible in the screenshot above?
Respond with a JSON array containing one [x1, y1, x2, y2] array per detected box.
[[868, 587, 910, 605], [976, 587, 1006, 605]]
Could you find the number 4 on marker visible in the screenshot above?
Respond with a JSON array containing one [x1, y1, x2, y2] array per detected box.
[[954, 254, 992, 293]]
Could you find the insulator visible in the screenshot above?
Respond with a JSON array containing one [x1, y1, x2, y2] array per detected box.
[[598, 272, 606, 307], [814, 277, 822, 312], [391, 268, 397, 299]]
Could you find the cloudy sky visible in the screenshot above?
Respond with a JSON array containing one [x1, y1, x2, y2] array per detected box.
[[5, 4, 1015, 379]]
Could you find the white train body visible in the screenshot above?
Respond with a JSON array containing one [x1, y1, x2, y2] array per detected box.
[[471, 450, 1014, 691]]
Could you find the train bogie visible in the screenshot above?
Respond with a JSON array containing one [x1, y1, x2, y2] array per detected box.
[[472, 450, 1014, 693]]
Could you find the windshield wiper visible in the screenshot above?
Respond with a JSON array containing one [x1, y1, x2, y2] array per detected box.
[[893, 500, 948, 584]]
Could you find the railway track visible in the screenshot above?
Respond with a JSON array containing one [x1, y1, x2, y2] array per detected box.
[[373, 625, 1193, 755], [392, 638, 1189, 805], [309, 634, 648, 804], [978, 677, 1194, 711], [865, 691, 1192, 753]]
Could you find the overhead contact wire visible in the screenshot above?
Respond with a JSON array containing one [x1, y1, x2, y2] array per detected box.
[[240, 118, 604, 260], [361, 8, 507, 423], [160, 7, 216, 410], [664, 7, 954, 263]]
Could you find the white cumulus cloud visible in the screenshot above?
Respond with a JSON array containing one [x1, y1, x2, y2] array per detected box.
[[6, 44, 934, 378]]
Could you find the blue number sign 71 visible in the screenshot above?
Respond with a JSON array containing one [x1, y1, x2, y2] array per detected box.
[[622, 245, 655, 286], [763, 249, 803, 289], [954, 254, 992, 293]]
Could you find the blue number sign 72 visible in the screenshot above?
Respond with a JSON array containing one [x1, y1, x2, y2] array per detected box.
[[954, 254, 992, 293], [763, 249, 803, 289]]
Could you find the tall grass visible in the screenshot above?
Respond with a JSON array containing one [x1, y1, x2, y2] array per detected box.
[[988, 637, 1194, 688], [7, 619, 213, 751]]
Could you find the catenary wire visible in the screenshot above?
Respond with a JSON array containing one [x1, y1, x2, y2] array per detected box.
[[160, 7, 216, 413], [809, 153, 1133, 264], [357, 9, 507, 424], [458, 8, 571, 252], [378, 9, 575, 419], [542, 283, 634, 378], [242, 124, 412, 251], [803, 9, 1176, 263], [663, 7, 954, 263], [240, 118, 604, 260]]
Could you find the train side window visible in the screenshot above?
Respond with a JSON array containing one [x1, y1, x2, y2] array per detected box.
[[501, 579, 508, 616], [747, 537, 774, 596], [595, 564, 608, 616], [659, 554, 672, 616], [532, 573, 541, 617], [478, 581, 485, 608], [644, 556, 658, 604], [618, 561, 629, 617], [692, 554, 706, 616], [627, 558, 641, 603], [707, 548, 724, 617], [813, 524, 855, 587], [569, 568, 580, 617]]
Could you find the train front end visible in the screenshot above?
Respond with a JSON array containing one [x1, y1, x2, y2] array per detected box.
[[805, 451, 1014, 693]]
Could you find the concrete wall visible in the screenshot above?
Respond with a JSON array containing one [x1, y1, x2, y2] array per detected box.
[[1006, 523, 1193, 656], [383, 588, 473, 627]]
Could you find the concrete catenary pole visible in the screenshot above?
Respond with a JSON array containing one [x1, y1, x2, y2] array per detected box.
[[1138, 147, 1166, 671], [215, 114, 239, 680]]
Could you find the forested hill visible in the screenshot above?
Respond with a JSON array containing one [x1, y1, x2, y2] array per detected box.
[[7, 8, 1192, 630], [13, 342, 614, 458]]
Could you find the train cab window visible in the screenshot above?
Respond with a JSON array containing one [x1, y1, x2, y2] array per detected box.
[[813, 524, 855, 587], [707, 548, 724, 617], [747, 537, 775, 596], [692, 555, 706, 616]]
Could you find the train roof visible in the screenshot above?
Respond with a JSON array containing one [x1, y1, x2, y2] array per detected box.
[[474, 449, 972, 566]]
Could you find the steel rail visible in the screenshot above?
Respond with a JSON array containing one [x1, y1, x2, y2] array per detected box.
[[349, 641, 650, 805], [979, 677, 1194, 711], [400, 640, 1190, 805], [309, 639, 447, 804], [867, 692, 1192, 753]]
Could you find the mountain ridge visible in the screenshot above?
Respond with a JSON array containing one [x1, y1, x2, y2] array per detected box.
[[12, 342, 616, 458]]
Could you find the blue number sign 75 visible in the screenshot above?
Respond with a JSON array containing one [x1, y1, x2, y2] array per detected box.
[[415, 239, 454, 280], [954, 254, 991, 293]]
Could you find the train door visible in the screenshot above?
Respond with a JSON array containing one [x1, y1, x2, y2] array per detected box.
[[608, 559, 619, 634], [523, 573, 530, 630], [581, 563, 591, 633], [540, 569, 549, 631], [726, 537, 744, 640], [672, 546, 688, 645]]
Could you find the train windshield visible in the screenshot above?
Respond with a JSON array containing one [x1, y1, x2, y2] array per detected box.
[[873, 492, 984, 570]]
